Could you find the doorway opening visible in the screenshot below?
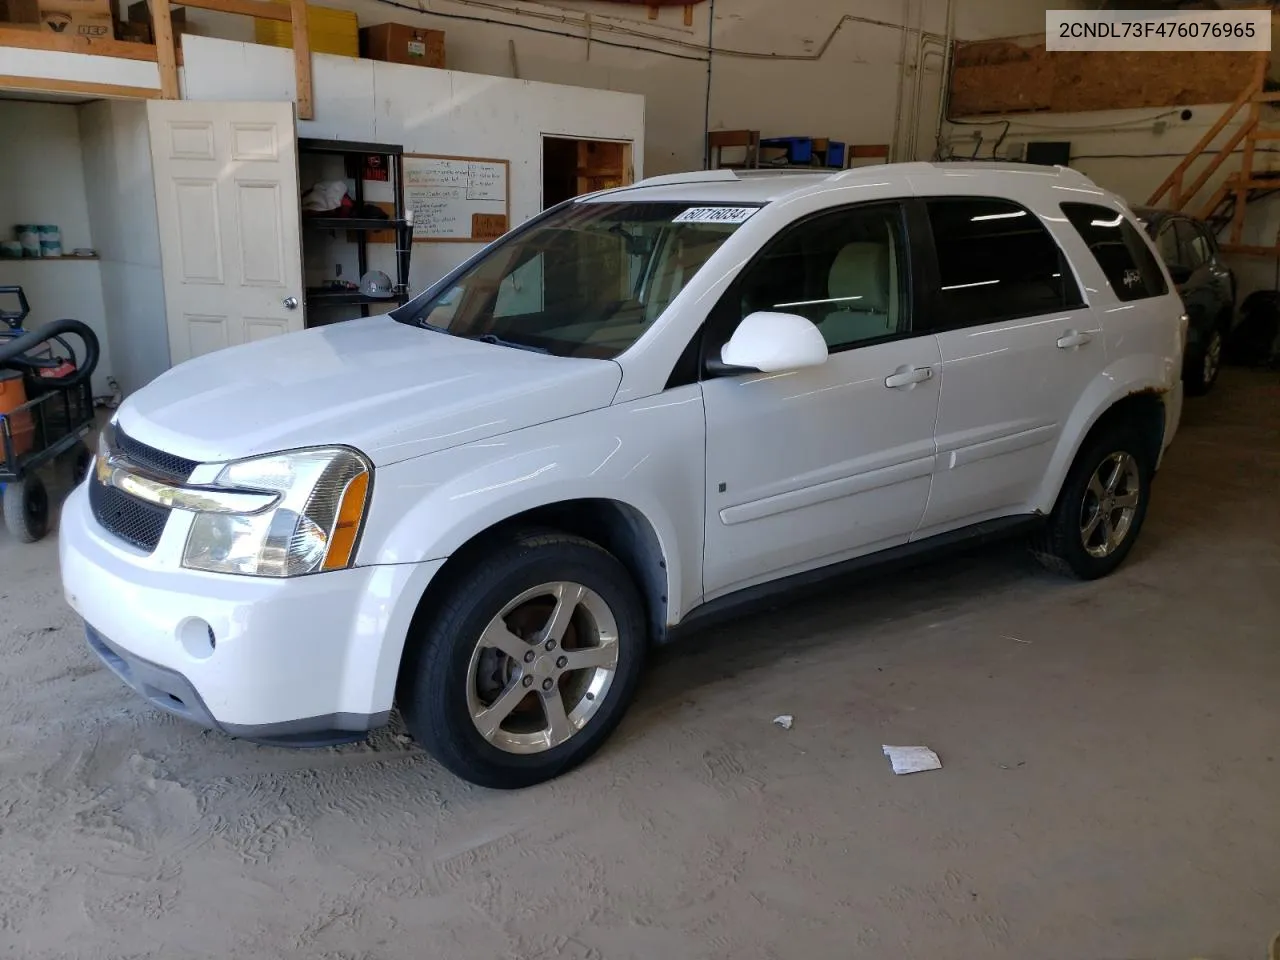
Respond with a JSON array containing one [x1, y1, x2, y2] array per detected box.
[[542, 136, 634, 209]]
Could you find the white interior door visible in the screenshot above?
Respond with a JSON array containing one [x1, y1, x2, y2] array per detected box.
[[147, 100, 304, 365]]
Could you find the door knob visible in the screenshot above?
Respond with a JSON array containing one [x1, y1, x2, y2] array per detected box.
[[884, 366, 934, 389], [1056, 330, 1092, 349], [283, 296, 299, 310]]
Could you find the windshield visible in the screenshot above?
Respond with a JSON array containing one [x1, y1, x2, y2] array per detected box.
[[399, 201, 757, 359]]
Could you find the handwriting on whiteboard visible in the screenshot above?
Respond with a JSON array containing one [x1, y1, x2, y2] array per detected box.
[[404, 155, 508, 239], [405, 158, 506, 201]]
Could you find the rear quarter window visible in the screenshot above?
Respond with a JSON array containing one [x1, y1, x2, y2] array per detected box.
[[1061, 203, 1169, 302]]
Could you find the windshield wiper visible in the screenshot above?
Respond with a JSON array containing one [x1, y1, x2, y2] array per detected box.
[[470, 333, 550, 354]]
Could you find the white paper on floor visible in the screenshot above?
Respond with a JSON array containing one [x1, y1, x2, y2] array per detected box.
[[882, 744, 942, 775], [773, 715, 794, 730]]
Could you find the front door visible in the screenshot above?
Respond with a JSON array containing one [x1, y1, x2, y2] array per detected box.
[[147, 100, 304, 365], [701, 201, 941, 600]]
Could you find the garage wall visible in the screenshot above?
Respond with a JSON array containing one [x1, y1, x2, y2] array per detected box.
[[79, 101, 169, 398], [181, 34, 645, 300], [177, 0, 1091, 176], [939, 101, 1280, 304], [0, 100, 115, 397]]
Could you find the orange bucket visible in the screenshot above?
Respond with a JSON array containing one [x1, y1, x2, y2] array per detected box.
[[0, 370, 34, 463]]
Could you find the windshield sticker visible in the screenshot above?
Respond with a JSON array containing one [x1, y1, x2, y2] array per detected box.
[[672, 207, 757, 224]]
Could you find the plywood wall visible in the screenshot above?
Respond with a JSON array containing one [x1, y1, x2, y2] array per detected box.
[[951, 37, 1260, 116]]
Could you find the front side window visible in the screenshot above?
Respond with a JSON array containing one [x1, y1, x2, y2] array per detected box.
[[1155, 222, 1183, 268], [402, 201, 754, 359], [1060, 203, 1169, 302], [925, 197, 1083, 329], [1175, 219, 1211, 268], [730, 203, 908, 351]]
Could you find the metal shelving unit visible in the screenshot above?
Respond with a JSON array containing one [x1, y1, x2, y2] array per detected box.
[[298, 137, 412, 323]]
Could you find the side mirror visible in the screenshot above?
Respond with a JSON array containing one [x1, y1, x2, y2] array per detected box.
[[1167, 263, 1192, 286], [718, 311, 829, 373]]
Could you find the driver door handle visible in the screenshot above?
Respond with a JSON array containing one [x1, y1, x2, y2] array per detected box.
[[1057, 331, 1093, 349], [884, 366, 934, 389]]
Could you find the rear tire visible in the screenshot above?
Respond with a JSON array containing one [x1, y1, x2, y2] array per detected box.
[[401, 530, 646, 789], [1031, 420, 1153, 580], [3, 474, 49, 543], [1184, 327, 1224, 396]]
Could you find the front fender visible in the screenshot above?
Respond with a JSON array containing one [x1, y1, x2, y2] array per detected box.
[[1032, 352, 1176, 513], [356, 386, 707, 624]]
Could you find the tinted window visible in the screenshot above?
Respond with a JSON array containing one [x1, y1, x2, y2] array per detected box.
[[733, 203, 908, 351], [1061, 203, 1169, 302], [925, 198, 1083, 329], [1155, 222, 1182, 267], [1176, 219, 1211, 268]]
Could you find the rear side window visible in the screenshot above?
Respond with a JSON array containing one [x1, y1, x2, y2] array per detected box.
[[1061, 203, 1169, 302], [925, 197, 1084, 329]]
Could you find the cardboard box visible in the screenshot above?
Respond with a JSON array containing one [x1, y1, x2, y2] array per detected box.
[[114, 16, 147, 40], [38, 8, 113, 35], [0, 0, 42, 27], [360, 23, 445, 69], [125, 0, 185, 36], [256, 2, 356, 57]]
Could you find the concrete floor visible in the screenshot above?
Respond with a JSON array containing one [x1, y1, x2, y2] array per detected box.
[[1, 370, 1278, 959]]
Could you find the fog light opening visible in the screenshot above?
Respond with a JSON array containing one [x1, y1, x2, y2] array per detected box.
[[177, 617, 216, 660]]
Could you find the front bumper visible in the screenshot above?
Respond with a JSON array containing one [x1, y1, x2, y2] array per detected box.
[[60, 482, 444, 745]]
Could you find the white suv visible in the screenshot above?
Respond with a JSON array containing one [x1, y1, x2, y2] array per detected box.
[[61, 162, 1185, 787]]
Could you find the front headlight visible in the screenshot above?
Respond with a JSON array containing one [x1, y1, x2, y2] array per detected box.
[[182, 446, 371, 578]]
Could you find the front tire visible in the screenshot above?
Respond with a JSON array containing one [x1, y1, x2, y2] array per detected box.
[[1032, 421, 1154, 580], [402, 530, 646, 789]]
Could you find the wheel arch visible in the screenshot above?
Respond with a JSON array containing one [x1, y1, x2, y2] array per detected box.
[[392, 497, 673, 704], [1036, 365, 1170, 513]]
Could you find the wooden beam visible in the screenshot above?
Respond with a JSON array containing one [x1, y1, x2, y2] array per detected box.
[[1250, 129, 1280, 140], [290, 0, 313, 121], [0, 26, 158, 60], [1196, 183, 1231, 223], [1220, 243, 1280, 257], [849, 144, 891, 158], [1177, 118, 1258, 214], [683, 4, 692, 26], [0, 74, 160, 100], [179, 0, 292, 20], [149, 0, 180, 99], [1253, 90, 1280, 103], [1148, 77, 1259, 207]]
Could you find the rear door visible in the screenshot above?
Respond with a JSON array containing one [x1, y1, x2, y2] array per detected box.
[[147, 100, 304, 365], [913, 196, 1103, 538], [1176, 217, 1234, 331]]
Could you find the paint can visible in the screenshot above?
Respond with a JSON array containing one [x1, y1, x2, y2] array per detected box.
[[38, 225, 62, 258], [15, 225, 41, 258]]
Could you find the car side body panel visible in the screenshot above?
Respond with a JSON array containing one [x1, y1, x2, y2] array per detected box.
[[356, 385, 707, 626]]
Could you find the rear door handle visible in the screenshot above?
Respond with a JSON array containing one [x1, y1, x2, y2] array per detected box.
[[1057, 331, 1093, 349], [884, 366, 934, 389]]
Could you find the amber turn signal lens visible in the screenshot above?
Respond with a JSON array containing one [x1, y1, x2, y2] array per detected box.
[[321, 470, 370, 571]]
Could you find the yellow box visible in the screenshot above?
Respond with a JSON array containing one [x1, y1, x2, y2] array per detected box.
[[255, 2, 357, 58]]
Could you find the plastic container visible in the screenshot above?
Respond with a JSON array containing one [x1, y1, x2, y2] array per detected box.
[[0, 369, 34, 461], [15, 225, 41, 258], [38, 225, 62, 258]]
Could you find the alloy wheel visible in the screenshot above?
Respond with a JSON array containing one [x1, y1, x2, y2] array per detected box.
[[1079, 451, 1141, 559], [466, 581, 620, 754], [1204, 330, 1223, 386]]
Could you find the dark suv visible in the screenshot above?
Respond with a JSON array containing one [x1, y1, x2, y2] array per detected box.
[[1133, 206, 1235, 395]]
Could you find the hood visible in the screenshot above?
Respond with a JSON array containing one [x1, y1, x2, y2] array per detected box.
[[116, 316, 622, 466]]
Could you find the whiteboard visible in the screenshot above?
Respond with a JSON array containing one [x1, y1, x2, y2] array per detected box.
[[403, 154, 511, 243]]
